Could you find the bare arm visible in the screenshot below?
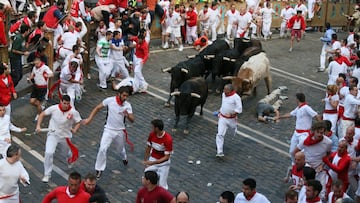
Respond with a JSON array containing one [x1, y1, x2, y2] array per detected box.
[[82, 103, 104, 125], [71, 121, 81, 134], [36, 111, 46, 132]]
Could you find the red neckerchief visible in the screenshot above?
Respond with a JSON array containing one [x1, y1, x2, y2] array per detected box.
[[231, 9, 235, 14], [116, 95, 124, 106], [342, 81, 347, 87], [298, 102, 307, 108], [225, 91, 236, 97], [326, 131, 332, 137], [286, 6, 290, 9], [203, 10, 208, 14], [169, 13, 173, 18], [332, 193, 344, 203], [58, 103, 72, 113], [248, 10, 253, 14], [36, 61, 45, 69], [35, 51, 41, 58], [297, 4, 302, 7], [306, 197, 321, 203], [303, 132, 323, 146], [245, 191, 256, 201]]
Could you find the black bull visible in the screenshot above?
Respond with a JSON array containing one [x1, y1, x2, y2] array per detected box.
[[171, 77, 208, 134]]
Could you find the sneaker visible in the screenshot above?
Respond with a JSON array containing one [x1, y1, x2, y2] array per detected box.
[[42, 175, 50, 183], [288, 48, 292, 52], [317, 69, 325, 72], [216, 152, 224, 157], [179, 45, 183, 52], [87, 73, 91, 80], [96, 83, 107, 90], [279, 96, 289, 100], [96, 170, 102, 180], [122, 160, 128, 166], [162, 42, 169, 49], [68, 163, 74, 169]]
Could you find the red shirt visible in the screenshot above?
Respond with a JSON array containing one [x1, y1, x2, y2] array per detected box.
[[288, 15, 306, 31], [147, 131, 173, 159], [186, 10, 197, 27], [42, 186, 90, 203], [135, 40, 149, 64], [136, 186, 174, 203], [323, 151, 351, 191], [0, 14, 6, 45], [0, 74, 15, 106]]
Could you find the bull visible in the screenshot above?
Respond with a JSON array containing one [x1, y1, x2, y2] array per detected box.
[[162, 56, 206, 106], [171, 77, 208, 134], [223, 52, 271, 96]]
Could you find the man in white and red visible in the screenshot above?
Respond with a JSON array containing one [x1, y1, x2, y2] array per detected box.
[[198, 4, 210, 37], [57, 26, 81, 63], [208, 2, 220, 42], [43, 0, 66, 49], [337, 75, 356, 123], [294, 0, 308, 18], [130, 34, 149, 92], [322, 85, 339, 136], [70, 0, 88, 39], [284, 151, 305, 191], [29, 57, 54, 121], [235, 7, 252, 38], [294, 121, 332, 200], [279, 92, 321, 164], [340, 85, 360, 139], [27, 21, 46, 48], [327, 180, 351, 203], [143, 119, 173, 190], [216, 84, 242, 157], [327, 53, 347, 85], [340, 126, 358, 191], [225, 3, 239, 40], [36, 95, 82, 183], [234, 178, 270, 203], [302, 180, 322, 203], [0, 63, 16, 117], [287, 10, 306, 52], [60, 60, 83, 108], [164, 7, 183, 51], [185, 3, 197, 45], [280, 1, 295, 38], [323, 140, 351, 192]]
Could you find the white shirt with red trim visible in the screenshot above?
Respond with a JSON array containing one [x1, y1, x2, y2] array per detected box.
[[343, 94, 360, 119], [61, 32, 79, 50], [324, 94, 339, 111], [234, 192, 270, 203], [327, 191, 350, 203], [236, 12, 252, 29], [297, 136, 332, 168], [147, 131, 173, 160], [219, 92, 243, 115], [290, 104, 318, 130], [102, 96, 132, 131], [31, 64, 53, 87], [44, 105, 81, 139], [225, 10, 240, 25], [0, 158, 29, 199]]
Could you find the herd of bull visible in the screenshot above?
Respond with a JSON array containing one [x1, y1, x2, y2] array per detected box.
[[161, 38, 272, 134]]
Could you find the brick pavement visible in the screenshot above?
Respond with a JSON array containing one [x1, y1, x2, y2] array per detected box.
[[9, 30, 342, 202]]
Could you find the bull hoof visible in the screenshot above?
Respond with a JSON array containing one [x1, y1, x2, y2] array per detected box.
[[183, 129, 189, 134], [172, 128, 177, 132], [164, 102, 170, 107]]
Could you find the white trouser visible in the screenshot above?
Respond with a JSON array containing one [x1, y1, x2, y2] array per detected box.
[[340, 119, 355, 139], [323, 113, 338, 136], [186, 25, 197, 44], [226, 24, 237, 39], [133, 55, 148, 89], [0, 140, 10, 158], [289, 130, 309, 163], [50, 25, 64, 50], [262, 21, 272, 38], [216, 116, 237, 154], [95, 56, 112, 88], [112, 58, 129, 78], [5, 104, 10, 117], [320, 43, 331, 70], [280, 20, 288, 37], [308, 0, 315, 19], [58, 47, 73, 60], [145, 157, 171, 190], [0, 192, 19, 203], [44, 133, 70, 176], [316, 170, 329, 200], [210, 20, 218, 41], [71, 16, 87, 39], [95, 128, 127, 171], [10, 0, 25, 12], [60, 83, 81, 107]]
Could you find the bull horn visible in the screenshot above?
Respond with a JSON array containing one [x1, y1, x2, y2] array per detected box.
[[243, 78, 250, 82], [170, 91, 181, 96], [222, 76, 236, 80], [187, 55, 196, 59], [205, 54, 215, 59], [230, 59, 237, 62], [181, 68, 189, 74], [190, 93, 201, 98], [242, 37, 251, 42], [162, 67, 172, 73], [223, 57, 231, 61]]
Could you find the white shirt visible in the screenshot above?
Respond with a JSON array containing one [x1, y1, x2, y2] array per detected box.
[[261, 7, 275, 23], [236, 12, 252, 29], [167, 12, 181, 28], [219, 93, 243, 115], [225, 10, 240, 25], [102, 96, 132, 131], [61, 32, 79, 50], [110, 39, 125, 60], [208, 7, 220, 24], [341, 46, 351, 59], [0, 158, 29, 198], [62, 53, 83, 70], [0, 115, 21, 141], [32, 64, 53, 86], [60, 65, 82, 85], [327, 191, 351, 203], [43, 104, 82, 139], [331, 41, 342, 51], [297, 135, 332, 168], [327, 61, 347, 85], [324, 94, 339, 110], [234, 192, 270, 203], [114, 77, 139, 93], [290, 104, 318, 130], [198, 9, 210, 25], [294, 4, 307, 16], [281, 7, 295, 21], [343, 94, 360, 119], [339, 86, 349, 105]]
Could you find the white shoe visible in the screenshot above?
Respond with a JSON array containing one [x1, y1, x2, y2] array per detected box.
[[216, 152, 224, 157], [179, 45, 183, 52], [42, 175, 50, 183], [162, 42, 169, 49], [87, 73, 91, 80]]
